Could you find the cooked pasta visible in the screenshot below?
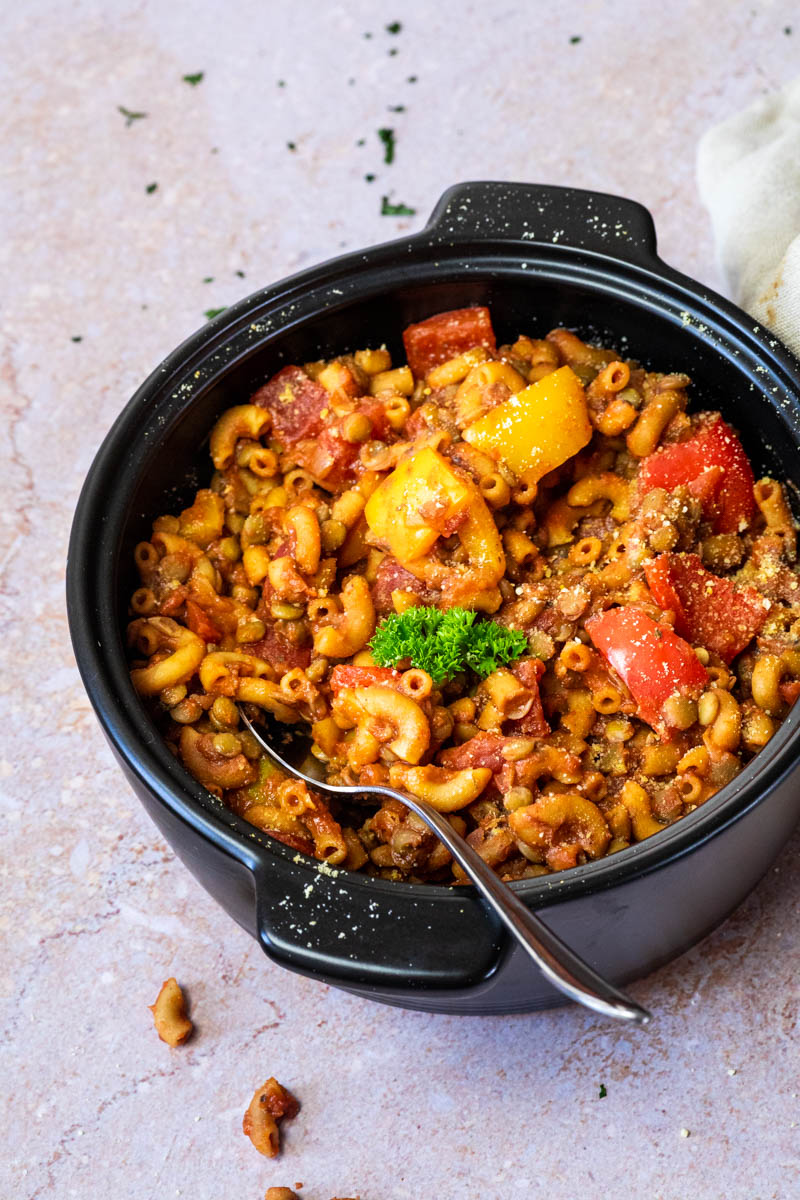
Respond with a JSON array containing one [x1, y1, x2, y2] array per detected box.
[[126, 306, 800, 883]]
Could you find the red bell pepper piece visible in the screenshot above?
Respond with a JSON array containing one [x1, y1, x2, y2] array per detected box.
[[185, 599, 222, 643], [638, 415, 755, 533], [586, 606, 708, 733], [644, 553, 769, 664], [402, 306, 496, 379], [329, 664, 402, 693]]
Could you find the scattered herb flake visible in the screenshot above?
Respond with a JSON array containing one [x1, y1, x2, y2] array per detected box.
[[203, 276, 214, 283], [71, 335, 83, 343], [569, 34, 582, 43], [182, 71, 204, 85], [210, 147, 219, 154], [277, 79, 286, 87], [365, 173, 376, 182], [363, 31, 373, 38], [784, 25, 792, 34], [235, 270, 246, 278], [599, 1083, 607, 1099], [386, 20, 402, 33], [388, 104, 405, 112], [378, 127, 396, 163], [356, 137, 366, 146], [118, 105, 147, 126], [145, 182, 158, 194], [381, 196, 416, 216], [287, 141, 297, 151], [388, 47, 398, 55], [204, 307, 227, 320], [407, 75, 418, 83]]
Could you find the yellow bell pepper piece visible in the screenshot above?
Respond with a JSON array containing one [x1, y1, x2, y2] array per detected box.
[[364, 446, 473, 564], [462, 365, 592, 483]]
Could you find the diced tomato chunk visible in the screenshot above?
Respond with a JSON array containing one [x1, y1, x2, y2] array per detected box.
[[402, 306, 496, 379], [290, 429, 359, 490], [586, 606, 708, 735], [639, 414, 755, 534], [266, 829, 316, 856], [359, 399, 392, 442], [303, 399, 392, 488], [329, 664, 402, 692], [644, 553, 769, 664], [158, 586, 187, 617], [249, 626, 312, 674], [251, 365, 329, 445], [370, 557, 436, 613], [507, 658, 550, 737], [185, 598, 222, 643], [439, 731, 509, 773]]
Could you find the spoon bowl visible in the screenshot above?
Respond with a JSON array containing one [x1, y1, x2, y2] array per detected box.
[[238, 704, 652, 1026]]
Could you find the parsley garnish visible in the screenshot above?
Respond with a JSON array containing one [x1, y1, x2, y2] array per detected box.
[[118, 105, 147, 126], [599, 1083, 607, 1099], [386, 20, 402, 33], [71, 335, 83, 342], [203, 276, 214, 283], [381, 196, 416, 216], [204, 307, 227, 320], [569, 34, 582, 43], [388, 104, 406, 112], [407, 75, 418, 83], [235, 269, 246, 278], [388, 47, 398, 56], [277, 79, 286, 87], [287, 141, 297, 151], [370, 606, 528, 685], [182, 72, 204, 85], [365, 173, 376, 182], [378, 127, 396, 163], [145, 181, 158, 194], [356, 137, 366, 146]]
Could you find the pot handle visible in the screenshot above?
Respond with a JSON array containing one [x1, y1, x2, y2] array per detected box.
[[425, 180, 659, 267], [253, 853, 505, 991]]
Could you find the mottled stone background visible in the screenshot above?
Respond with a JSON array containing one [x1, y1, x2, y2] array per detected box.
[[2, 2, 799, 1197]]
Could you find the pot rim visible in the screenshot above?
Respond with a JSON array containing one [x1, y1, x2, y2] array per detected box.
[[67, 179, 800, 911]]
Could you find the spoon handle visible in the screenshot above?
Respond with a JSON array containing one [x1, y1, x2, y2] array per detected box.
[[394, 792, 652, 1025]]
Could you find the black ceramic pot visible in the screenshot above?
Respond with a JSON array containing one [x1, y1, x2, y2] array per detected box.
[[67, 181, 800, 1015]]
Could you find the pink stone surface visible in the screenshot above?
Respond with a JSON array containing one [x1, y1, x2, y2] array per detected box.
[[3, 3, 800, 1198]]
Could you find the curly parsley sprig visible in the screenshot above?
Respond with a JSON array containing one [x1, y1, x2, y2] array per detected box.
[[369, 606, 529, 685]]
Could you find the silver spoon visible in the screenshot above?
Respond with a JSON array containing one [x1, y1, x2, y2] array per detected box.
[[239, 705, 652, 1025]]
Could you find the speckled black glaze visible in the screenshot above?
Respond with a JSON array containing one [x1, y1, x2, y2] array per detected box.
[[67, 181, 800, 1014]]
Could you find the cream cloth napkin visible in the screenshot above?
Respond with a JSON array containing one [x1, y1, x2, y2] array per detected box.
[[697, 77, 800, 359]]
